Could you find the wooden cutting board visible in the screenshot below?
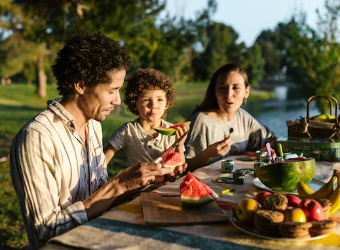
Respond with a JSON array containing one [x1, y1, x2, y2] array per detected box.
[[141, 192, 228, 225]]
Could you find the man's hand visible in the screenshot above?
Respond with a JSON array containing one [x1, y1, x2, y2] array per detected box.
[[116, 161, 187, 191], [152, 163, 187, 184]]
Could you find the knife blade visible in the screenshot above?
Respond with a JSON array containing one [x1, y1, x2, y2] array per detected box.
[[153, 130, 188, 163]]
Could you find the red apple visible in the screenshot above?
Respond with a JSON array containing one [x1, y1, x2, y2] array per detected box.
[[287, 195, 302, 207], [253, 191, 271, 206], [299, 199, 324, 221]]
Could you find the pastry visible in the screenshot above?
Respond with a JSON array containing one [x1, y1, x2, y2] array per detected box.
[[279, 222, 312, 238], [262, 194, 288, 211], [310, 219, 337, 236], [317, 199, 332, 219], [253, 209, 284, 236]]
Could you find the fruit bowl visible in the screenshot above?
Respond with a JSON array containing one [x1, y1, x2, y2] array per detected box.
[[254, 157, 316, 192]]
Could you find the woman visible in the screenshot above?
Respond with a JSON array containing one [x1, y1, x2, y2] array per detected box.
[[185, 63, 276, 171]]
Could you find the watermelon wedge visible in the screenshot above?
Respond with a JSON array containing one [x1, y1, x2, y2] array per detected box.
[[180, 172, 219, 207], [162, 152, 183, 169], [154, 121, 191, 136]]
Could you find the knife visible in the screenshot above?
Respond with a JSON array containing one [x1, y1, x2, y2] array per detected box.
[[153, 130, 189, 163]]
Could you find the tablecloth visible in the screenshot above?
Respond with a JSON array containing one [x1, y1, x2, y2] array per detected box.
[[45, 156, 340, 250]]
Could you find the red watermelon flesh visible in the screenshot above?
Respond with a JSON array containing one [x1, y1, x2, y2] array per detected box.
[[162, 152, 183, 168], [169, 121, 191, 128], [180, 172, 219, 207]]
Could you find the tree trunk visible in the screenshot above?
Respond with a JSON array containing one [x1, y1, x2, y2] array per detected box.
[[27, 79, 32, 87], [35, 53, 47, 99]]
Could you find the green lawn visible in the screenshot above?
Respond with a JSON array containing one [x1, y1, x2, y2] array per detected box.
[[0, 82, 274, 249]]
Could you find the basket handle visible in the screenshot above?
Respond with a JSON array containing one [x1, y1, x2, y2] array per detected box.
[[306, 95, 339, 124]]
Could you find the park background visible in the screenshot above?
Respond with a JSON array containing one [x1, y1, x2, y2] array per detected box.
[[0, 0, 340, 249]]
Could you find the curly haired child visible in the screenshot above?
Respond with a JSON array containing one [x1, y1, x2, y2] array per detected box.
[[104, 68, 189, 166]]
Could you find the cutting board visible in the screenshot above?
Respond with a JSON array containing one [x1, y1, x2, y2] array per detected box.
[[141, 192, 227, 225]]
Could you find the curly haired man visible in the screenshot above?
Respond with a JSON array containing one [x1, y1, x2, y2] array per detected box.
[[10, 32, 187, 249]]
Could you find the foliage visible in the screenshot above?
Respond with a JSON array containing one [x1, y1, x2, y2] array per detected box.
[[241, 44, 265, 87], [277, 0, 340, 111], [192, 21, 245, 81], [255, 29, 283, 79], [1, 0, 339, 104], [0, 0, 268, 92]]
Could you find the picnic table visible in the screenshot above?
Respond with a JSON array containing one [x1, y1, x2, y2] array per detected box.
[[41, 154, 340, 250]]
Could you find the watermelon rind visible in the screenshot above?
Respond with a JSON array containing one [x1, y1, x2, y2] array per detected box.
[[154, 127, 177, 136], [254, 157, 316, 192], [180, 172, 218, 207], [154, 121, 191, 136], [181, 195, 215, 207]]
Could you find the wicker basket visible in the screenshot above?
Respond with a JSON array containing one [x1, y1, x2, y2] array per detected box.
[[287, 95, 340, 139]]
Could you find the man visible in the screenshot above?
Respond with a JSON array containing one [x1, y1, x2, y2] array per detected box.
[[10, 32, 187, 249]]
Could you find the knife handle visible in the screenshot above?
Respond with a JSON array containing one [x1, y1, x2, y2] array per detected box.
[[153, 157, 163, 163]]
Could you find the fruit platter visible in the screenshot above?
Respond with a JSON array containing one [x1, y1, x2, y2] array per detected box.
[[232, 169, 340, 241], [231, 215, 330, 241]]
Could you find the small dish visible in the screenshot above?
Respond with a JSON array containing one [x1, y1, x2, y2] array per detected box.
[[252, 178, 325, 194]]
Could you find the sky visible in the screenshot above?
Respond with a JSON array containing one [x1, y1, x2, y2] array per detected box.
[[164, 0, 326, 47]]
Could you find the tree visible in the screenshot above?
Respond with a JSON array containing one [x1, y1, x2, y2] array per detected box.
[[0, 0, 84, 98], [0, 0, 173, 97], [255, 30, 283, 80], [79, 0, 168, 70], [241, 44, 265, 87], [152, 16, 196, 82], [192, 21, 245, 81], [275, 0, 340, 97], [0, 33, 25, 83]]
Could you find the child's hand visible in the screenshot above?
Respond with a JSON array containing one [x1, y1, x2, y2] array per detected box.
[[174, 123, 190, 148]]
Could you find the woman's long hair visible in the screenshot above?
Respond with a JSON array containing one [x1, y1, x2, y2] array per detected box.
[[193, 63, 249, 114]]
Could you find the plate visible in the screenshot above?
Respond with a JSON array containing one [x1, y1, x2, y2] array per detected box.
[[252, 178, 325, 194], [231, 216, 330, 241]]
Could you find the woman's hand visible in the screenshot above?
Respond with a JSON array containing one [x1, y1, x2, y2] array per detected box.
[[204, 136, 232, 159]]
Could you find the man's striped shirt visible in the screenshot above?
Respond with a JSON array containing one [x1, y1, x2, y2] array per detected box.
[[10, 99, 107, 249]]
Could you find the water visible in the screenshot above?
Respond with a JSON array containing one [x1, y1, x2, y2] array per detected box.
[[244, 86, 321, 138]]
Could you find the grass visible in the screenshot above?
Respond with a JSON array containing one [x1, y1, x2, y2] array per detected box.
[[0, 82, 274, 249]]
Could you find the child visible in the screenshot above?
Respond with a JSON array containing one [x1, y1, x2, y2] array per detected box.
[[104, 68, 189, 166]]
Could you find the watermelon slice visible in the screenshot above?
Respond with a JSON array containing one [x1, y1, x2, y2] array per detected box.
[[180, 172, 219, 207], [162, 152, 183, 169], [154, 121, 191, 136]]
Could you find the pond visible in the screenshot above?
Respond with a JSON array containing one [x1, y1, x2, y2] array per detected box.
[[244, 86, 322, 138]]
